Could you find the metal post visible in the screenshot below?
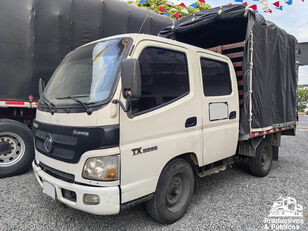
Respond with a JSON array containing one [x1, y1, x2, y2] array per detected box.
[[249, 32, 254, 133]]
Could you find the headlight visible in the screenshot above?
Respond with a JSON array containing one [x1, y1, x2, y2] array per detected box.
[[82, 155, 119, 181]]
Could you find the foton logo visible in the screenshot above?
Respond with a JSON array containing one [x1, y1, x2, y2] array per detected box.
[[73, 130, 89, 137]]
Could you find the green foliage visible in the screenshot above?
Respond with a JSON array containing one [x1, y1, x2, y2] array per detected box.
[[128, 0, 211, 20], [298, 88, 308, 103], [298, 104, 306, 111]]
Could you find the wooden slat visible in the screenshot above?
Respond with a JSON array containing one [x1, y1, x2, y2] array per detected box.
[[233, 61, 242, 68], [221, 41, 245, 51], [207, 41, 244, 54], [224, 51, 243, 59], [236, 71, 243, 76]]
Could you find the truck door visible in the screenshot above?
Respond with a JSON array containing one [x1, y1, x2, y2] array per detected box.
[[119, 41, 202, 203], [198, 53, 239, 165]]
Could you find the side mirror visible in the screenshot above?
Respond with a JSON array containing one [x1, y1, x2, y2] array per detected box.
[[38, 78, 46, 98], [121, 59, 141, 101]]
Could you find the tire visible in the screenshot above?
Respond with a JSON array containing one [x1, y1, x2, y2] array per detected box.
[[0, 119, 34, 178], [145, 158, 194, 224], [248, 139, 273, 177]]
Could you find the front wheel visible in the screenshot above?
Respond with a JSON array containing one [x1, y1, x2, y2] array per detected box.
[[248, 139, 273, 177], [146, 158, 195, 224], [0, 120, 34, 178]]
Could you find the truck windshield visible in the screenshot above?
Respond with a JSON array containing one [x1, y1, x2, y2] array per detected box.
[[41, 38, 132, 108]]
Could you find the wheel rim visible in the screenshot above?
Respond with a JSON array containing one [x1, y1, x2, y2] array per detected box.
[[260, 146, 271, 170], [0, 132, 25, 167], [166, 172, 190, 213]]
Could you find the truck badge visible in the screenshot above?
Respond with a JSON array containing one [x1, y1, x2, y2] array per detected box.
[[132, 146, 158, 155], [44, 134, 53, 153]]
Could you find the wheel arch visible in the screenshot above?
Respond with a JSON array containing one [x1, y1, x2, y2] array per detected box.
[[156, 152, 199, 185]]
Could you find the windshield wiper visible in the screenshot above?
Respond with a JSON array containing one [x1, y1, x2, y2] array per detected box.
[[56, 95, 92, 115], [41, 97, 55, 115]]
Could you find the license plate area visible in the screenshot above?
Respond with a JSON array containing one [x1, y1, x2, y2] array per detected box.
[[43, 181, 56, 200]]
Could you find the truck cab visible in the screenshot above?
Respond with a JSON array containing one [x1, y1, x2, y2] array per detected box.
[[33, 33, 240, 224]]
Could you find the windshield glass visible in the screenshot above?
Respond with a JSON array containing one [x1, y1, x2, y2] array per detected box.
[[41, 38, 132, 107]]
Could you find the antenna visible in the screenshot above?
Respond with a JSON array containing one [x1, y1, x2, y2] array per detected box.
[[138, 10, 151, 34]]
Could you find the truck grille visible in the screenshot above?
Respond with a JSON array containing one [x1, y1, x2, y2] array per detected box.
[[33, 120, 119, 163]]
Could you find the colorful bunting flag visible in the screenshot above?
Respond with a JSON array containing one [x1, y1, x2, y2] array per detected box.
[[249, 4, 257, 11], [157, 6, 166, 13], [181, 8, 189, 14], [285, 0, 292, 5], [173, 12, 181, 19], [170, 8, 177, 12], [164, 12, 170, 16], [273, 1, 280, 7], [178, 3, 186, 7], [278, 5, 283, 10], [189, 3, 197, 9], [235, 0, 243, 2], [243, 2, 248, 6], [199, 0, 205, 3], [139, 0, 147, 4]]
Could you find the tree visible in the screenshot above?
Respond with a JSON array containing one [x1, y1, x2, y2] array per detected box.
[[128, 0, 211, 20], [298, 88, 308, 103]]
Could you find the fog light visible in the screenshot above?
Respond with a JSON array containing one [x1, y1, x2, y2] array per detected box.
[[83, 194, 100, 205]]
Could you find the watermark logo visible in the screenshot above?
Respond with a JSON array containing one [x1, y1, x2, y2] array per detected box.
[[263, 196, 304, 230]]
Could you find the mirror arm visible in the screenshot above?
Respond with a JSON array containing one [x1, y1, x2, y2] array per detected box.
[[112, 98, 131, 112]]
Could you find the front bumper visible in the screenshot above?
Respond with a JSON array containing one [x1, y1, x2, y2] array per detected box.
[[32, 161, 120, 215]]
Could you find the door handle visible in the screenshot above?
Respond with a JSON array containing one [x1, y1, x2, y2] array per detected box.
[[229, 111, 236, 120], [185, 117, 197, 128]]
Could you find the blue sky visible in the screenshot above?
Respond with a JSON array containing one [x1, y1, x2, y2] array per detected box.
[[125, 0, 308, 84]]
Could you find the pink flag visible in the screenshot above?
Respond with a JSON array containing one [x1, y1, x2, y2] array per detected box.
[[173, 12, 181, 19], [178, 3, 186, 7], [158, 6, 166, 13], [273, 1, 280, 7], [249, 4, 257, 11]]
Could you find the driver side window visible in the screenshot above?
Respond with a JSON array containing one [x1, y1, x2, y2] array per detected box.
[[131, 47, 190, 115]]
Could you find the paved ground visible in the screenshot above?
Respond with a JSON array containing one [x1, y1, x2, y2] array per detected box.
[[1, 116, 307, 231]]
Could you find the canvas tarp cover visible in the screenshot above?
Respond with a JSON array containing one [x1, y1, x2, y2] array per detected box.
[[0, 0, 172, 102], [160, 4, 298, 135]]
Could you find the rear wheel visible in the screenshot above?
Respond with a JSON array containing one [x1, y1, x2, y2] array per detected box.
[[146, 158, 194, 224], [248, 139, 272, 177], [0, 120, 34, 178]]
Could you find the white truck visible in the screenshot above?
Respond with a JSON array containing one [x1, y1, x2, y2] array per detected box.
[[32, 5, 298, 224], [32, 34, 295, 223]]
